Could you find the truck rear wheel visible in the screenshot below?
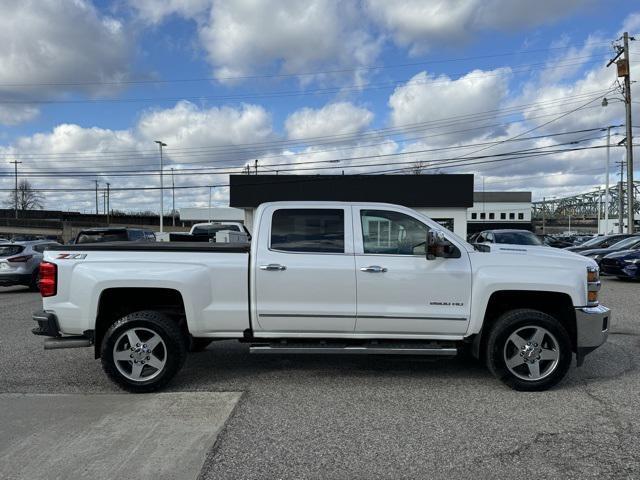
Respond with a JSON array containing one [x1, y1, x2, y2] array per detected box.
[[101, 310, 187, 393], [486, 309, 572, 391]]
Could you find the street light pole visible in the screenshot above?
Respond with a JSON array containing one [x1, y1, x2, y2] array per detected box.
[[171, 168, 176, 227], [106, 182, 110, 226], [155, 140, 167, 233]]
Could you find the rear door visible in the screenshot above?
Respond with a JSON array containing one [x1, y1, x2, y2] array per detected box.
[[254, 206, 356, 333]]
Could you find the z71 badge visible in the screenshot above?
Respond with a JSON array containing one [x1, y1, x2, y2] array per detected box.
[[56, 253, 87, 260]]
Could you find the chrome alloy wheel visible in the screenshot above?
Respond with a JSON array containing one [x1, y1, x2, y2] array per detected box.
[[113, 327, 167, 382], [503, 326, 560, 381]]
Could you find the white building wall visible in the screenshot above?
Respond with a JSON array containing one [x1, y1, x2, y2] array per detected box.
[[467, 201, 531, 222], [413, 207, 468, 238], [179, 207, 245, 222], [242, 207, 467, 238]]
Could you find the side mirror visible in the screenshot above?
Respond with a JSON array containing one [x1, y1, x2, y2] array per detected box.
[[426, 229, 460, 260]]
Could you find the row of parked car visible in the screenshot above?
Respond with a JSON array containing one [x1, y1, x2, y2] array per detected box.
[[469, 229, 640, 280]]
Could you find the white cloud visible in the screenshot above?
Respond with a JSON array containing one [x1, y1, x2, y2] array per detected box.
[[136, 101, 274, 150], [285, 102, 374, 140], [388, 68, 511, 144], [366, 0, 593, 54], [0, 0, 132, 125], [0, 101, 276, 212], [201, 0, 380, 84], [128, 0, 211, 24]]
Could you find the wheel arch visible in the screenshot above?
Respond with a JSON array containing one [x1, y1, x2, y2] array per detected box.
[[472, 290, 576, 360], [94, 287, 188, 359]]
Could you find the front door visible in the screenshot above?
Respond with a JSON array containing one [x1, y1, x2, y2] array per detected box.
[[254, 206, 356, 333], [354, 208, 472, 335]]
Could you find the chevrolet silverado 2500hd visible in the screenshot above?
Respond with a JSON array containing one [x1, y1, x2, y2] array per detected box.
[[32, 202, 610, 392]]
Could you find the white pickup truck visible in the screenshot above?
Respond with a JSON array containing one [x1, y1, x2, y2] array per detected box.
[[32, 201, 609, 392]]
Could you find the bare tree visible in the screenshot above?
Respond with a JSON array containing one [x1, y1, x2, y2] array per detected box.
[[4, 180, 44, 210], [410, 161, 427, 174]]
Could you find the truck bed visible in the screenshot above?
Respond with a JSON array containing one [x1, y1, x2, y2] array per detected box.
[[48, 242, 250, 253]]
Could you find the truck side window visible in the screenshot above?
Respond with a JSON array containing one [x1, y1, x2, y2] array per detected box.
[[271, 209, 344, 253], [361, 210, 428, 255]]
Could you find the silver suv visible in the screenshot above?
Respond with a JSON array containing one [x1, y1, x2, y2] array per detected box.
[[0, 240, 60, 290]]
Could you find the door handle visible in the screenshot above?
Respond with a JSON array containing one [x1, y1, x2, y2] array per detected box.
[[260, 263, 287, 271], [360, 265, 387, 273]]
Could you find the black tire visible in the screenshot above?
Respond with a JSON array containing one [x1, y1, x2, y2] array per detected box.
[[486, 309, 572, 391], [101, 310, 187, 393], [190, 338, 214, 352], [28, 269, 39, 292]]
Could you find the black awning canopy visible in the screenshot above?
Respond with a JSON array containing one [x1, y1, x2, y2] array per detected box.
[[229, 174, 473, 208]]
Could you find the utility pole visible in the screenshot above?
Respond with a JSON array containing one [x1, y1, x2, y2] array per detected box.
[[542, 197, 546, 235], [604, 126, 611, 234], [618, 161, 625, 233], [622, 32, 635, 232], [171, 168, 175, 227], [254, 159, 258, 175], [155, 141, 167, 233], [106, 183, 110, 225], [9, 160, 21, 219], [208, 186, 213, 223], [94, 180, 99, 215]]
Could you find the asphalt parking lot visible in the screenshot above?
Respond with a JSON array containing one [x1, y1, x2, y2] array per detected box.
[[1, 278, 639, 479]]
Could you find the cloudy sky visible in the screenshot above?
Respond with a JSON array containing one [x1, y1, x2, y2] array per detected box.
[[0, 0, 638, 213]]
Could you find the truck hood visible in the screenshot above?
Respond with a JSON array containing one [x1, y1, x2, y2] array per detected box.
[[484, 243, 596, 265]]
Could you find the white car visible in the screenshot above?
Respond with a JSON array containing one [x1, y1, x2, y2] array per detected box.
[[33, 201, 608, 393]]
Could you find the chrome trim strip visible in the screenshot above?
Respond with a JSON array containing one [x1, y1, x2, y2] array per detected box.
[[259, 313, 467, 321], [250, 346, 458, 356], [358, 315, 467, 321], [259, 314, 355, 318]]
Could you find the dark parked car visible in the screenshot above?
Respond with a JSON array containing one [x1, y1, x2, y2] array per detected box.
[[580, 235, 640, 266], [75, 228, 156, 244], [600, 249, 640, 280], [564, 234, 631, 253], [539, 235, 574, 248], [474, 229, 543, 246]]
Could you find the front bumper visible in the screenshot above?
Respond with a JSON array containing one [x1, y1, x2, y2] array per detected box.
[[575, 305, 610, 366]]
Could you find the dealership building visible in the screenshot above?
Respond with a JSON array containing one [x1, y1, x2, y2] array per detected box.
[[223, 174, 532, 239]]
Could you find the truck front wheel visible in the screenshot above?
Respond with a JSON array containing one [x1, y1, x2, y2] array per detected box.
[[486, 309, 572, 391], [101, 310, 187, 393]]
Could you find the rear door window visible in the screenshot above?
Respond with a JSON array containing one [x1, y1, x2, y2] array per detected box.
[[270, 209, 345, 253]]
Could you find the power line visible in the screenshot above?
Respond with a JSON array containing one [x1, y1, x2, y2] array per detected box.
[[0, 89, 614, 164], [0, 144, 619, 187], [0, 132, 611, 178], [0, 45, 613, 88], [0, 58, 607, 105]]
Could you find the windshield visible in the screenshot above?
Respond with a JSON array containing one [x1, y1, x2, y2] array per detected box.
[[494, 231, 542, 246], [77, 231, 128, 244], [192, 225, 240, 235], [0, 245, 24, 257], [580, 236, 610, 248], [609, 236, 640, 250]]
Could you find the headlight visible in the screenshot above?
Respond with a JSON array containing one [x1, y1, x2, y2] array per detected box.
[[587, 266, 600, 306], [623, 259, 640, 265], [587, 267, 599, 282]]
